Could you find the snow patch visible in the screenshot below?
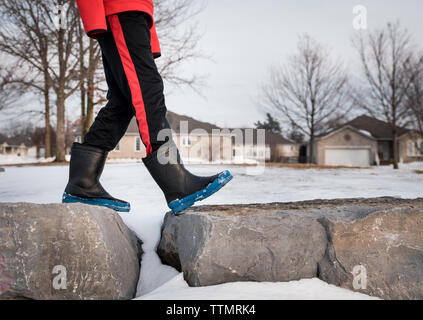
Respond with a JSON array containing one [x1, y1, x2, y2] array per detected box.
[[1, 162, 422, 299], [0, 154, 55, 165], [358, 129, 373, 138], [138, 273, 378, 300]]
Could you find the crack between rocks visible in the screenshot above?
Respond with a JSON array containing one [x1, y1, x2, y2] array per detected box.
[[316, 217, 351, 286]]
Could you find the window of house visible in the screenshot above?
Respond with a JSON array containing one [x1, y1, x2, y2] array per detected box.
[[408, 141, 414, 156], [407, 140, 423, 156], [182, 136, 192, 147], [233, 149, 236, 157], [266, 148, 271, 158], [135, 137, 142, 152], [114, 142, 120, 152]]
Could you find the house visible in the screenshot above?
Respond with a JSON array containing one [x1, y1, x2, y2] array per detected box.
[[107, 118, 145, 160], [0, 133, 36, 157], [314, 125, 378, 166], [0, 142, 34, 156], [231, 130, 301, 163], [265, 131, 300, 163], [108, 111, 234, 163], [166, 112, 233, 163], [344, 115, 423, 164], [231, 129, 271, 163], [105, 111, 299, 163], [314, 115, 423, 166]]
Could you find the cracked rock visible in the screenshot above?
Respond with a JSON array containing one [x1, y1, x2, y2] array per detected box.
[[157, 197, 423, 299], [0, 203, 142, 300]]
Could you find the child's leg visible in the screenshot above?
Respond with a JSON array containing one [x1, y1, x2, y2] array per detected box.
[[83, 55, 134, 151], [90, 11, 170, 155], [63, 48, 134, 212], [81, 11, 232, 215]]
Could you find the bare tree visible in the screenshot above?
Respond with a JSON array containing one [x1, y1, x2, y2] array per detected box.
[[0, 65, 24, 112], [1, 0, 210, 159], [353, 21, 418, 169], [74, 0, 208, 139], [50, 1, 82, 161], [0, 0, 53, 157], [154, 0, 208, 90], [406, 56, 423, 134], [262, 34, 351, 163], [76, 21, 104, 139], [0, 0, 83, 161]]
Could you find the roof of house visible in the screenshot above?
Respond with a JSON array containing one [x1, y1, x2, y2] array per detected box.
[[316, 125, 377, 141], [126, 111, 221, 135], [167, 111, 221, 134], [230, 128, 297, 145], [265, 131, 298, 145], [344, 115, 410, 139], [0, 134, 33, 147], [126, 117, 139, 135], [317, 115, 411, 141], [126, 111, 295, 144], [0, 133, 7, 144]]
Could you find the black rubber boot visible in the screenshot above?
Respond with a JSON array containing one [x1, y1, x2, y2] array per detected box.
[[142, 141, 232, 215], [62, 142, 130, 212]]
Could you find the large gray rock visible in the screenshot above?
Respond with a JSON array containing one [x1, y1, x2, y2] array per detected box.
[[157, 197, 423, 300], [0, 203, 142, 300], [0, 167, 5, 172]]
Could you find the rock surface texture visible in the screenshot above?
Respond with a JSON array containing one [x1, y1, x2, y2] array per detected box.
[[157, 197, 423, 300], [0, 203, 142, 300]]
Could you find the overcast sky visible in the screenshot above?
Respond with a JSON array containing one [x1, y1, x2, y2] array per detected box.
[[163, 0, 423, 128], [2, 0, 423, 131]]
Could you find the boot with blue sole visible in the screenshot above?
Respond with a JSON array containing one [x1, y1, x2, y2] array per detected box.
[[142, 141, 232, 215], [62, 142, 130, 212]]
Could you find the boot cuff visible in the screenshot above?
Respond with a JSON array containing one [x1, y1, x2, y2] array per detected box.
[[72, 142, 108, 155]]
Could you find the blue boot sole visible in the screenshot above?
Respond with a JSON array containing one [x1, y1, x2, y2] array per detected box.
[[62, 193, 131, 212], [168, 170, 233, 215]]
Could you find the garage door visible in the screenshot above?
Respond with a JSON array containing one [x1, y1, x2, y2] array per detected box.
[[325, 148, 370, 166]]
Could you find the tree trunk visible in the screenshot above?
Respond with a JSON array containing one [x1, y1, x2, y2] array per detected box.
[[309, 135, 314, 164], [80, 81, 86, 139], [309, 114, 315, 164], [55, 92, 66, 162], [79, 23, 86, 141], [84, 87, 94, 136], [43, 72, 51, 158], [392, 129, 399, 169], [83, 38, 97, 137], [55, 26, 66, 162]]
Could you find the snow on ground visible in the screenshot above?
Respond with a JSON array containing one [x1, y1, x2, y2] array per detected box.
[[139, 273, 377, 300], [0, 154, 55, 165], [1, 162, 422, 299]]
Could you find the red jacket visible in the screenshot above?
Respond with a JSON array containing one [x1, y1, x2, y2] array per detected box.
[[76, 0, 161, 58]]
